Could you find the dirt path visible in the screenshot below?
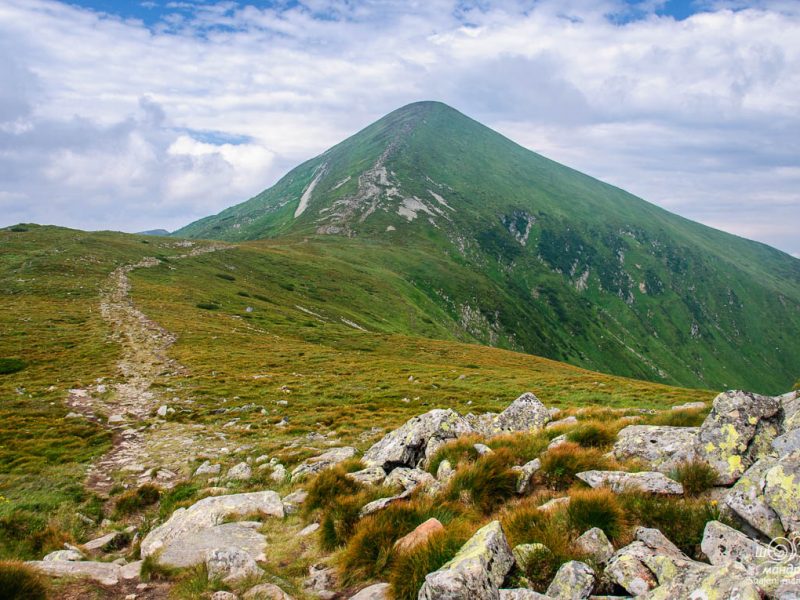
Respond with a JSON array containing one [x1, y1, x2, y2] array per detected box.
[[67, 243, 232, 494]]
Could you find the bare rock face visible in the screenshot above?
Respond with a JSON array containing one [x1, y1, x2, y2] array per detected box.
[[140, 491, 283, 566], [574, 528, 615, 564], [545, 560, 596, 600], [291, 446, 358, 480], [362, 409, 472, 471], [612, 425, 698, 473], [576, 471, 683, 495], [695, 390, 782, 485], [205, 546, 264, 584], [418, 520, 514, 600]]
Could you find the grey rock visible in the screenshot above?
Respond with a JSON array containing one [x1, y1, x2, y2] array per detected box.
[[359, 493, 408, 518], [227, 462, 252, 481], [604, 547, 657, 596], [419, 520, 514, 600], [546, 560, 596, 600], [349, 582, 391, 599], [474, 443, 493, 455], [723, 456, 786, 539], [513, 458, 541, 495], [384, 467, 436, 493], [120, 560, 142, 580], [291, 446, 358, 480], [500, 591, 553, 599], [643, 561, 762, 600], [212, 592, 239, 600], [195, 460, 222, 476], [141, 491, 283, 563], [363, 409, 472, 470], [547, 416, 578, 430], [696, 389, 782, 484], [633, 527, 684, 557], [701, 520, 772, 571], [270, 464, 287, 483], [84, 531, 126, 553], [304, 563, 337, 595], [437, 459, 455, 483], [43, 549, 84, 562], [512, 543, 552, 574], [538, 497, 570, 512], [158, 522, 266, 568], [243, 583, 294, 599], [575, 528, 614, 564], [347, 466, 387, 486], [493, 392, 552, 434], [26, 560, 121, 586], [548, 435, 569, 450], [206, 546, 263, 584], [612, 425, 698, 473], [299, 523, 320, 536], [773, 429, 800, 457], [576, 471, 683, 494], [282, 489, 308, 515]]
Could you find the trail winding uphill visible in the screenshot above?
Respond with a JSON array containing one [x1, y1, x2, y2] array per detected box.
[[67, 242, 233, 493]]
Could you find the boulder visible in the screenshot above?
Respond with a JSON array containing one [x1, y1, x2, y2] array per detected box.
[[576, 471, 683, 495], [195, 461, 222, 476], [612, 426, 698, 473], [763, 454, 800, 536], [26, 560, 121, 586], [206, 546, 263, 584], [227, 462, 253, 481], [604, 550, 657, 597], [500, 591, 553, 599], [772, 429, 800, 457], [545, 560, 596, 600], [243, 583, 294, 599], [513, 458, 541, 494], [43, 549, 84, 562], [574, 528, 614, 564], [282, 489, 308, 515], [359, 494, 408, 518], [140, 491, 283, 564], [695, 390, 781, 484], [211, 593, 239, 600], [347, 466, 387, 486], [83, 530, 127, 553], [418, 520, 514, 600], [270, 464, 287, 483], [349, 583, 391, 599], [492, 393, 552, 434], [157, 522, 267, 568], [643, 561, 762, 600], [723, 456, 786, 539], [291, 446, 357, 480], [362, 409, 472, 470], [384, 467, 436, 493], [394, 518, 444, 553], [633, 527, 684, 558], [119, 560, 142, 580]]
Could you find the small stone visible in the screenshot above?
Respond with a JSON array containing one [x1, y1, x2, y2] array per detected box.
[[348, 583, 390, 600], [575, 528, 614, 564], [347, 466, 387, 486], [212, 592, 240, 600], [474, 443, 493, 456], [299, 523, 320, 536], [514, 458, 541, 494], [157, 405, 169, 417], [291, 447, 358, 480], [227, 462, 252, 481], [547, 416, 578, 429], [243, 582, 293, 599], [546, 560, 596, 600], [384, 467, 436, 493], [548, 434, 569, 450], [270, 464, 287, 483], [194, 461, 221, 476], [436, 459, 454, 482]]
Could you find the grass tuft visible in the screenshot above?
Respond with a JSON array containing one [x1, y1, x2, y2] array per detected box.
[[671, 460, 718, 497], [0, 561, 48, 600], [0, 358, 26, 375], [566, 487, 626, 542], [444, 449, 517, 514], [113, 483, 160, 517], [537, 443, 614, 490], [566, 421, 618, 449]]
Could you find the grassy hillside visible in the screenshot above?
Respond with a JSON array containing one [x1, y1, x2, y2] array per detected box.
[[176, 102, 800, 394], [0, 225, 711, 561]]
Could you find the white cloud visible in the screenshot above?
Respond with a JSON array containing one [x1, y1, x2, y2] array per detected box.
[[0, 0, 797, 255]]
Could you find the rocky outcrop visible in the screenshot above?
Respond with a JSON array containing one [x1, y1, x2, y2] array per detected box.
[[363, 409, 472, 471], [291, 447, 358, 480], [696, 390, 782, 485], [612, 425, 698, 473], [418, 520, 514, 600], [545, 561, 595, 600], [576, 471, 683, 495], [140, 491, 283, 566]]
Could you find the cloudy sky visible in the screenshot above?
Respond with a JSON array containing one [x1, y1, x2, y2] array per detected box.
[[0, 0, 798, 256]]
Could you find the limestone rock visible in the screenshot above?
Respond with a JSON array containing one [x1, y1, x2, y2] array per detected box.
[[612, 425, 698, 473], [418, 520, 514, 600], [576, 471, 683, 495], [243, 582, 294, 599], [26, 560, 121, 586], [362, 409, 472, 470], [513, 458, 541, 494], [575, 528, 614, 564], [291, 446, 358, 480], [394, 518, 444, 553], [349, 582, 390, 599], [347, 466, 387, 486], [140, 491, 283, 563], [206, 546, 263, 584], [696, 389, 781, 484], [384, 467, 436, 493], [545, 560, 596, 600]]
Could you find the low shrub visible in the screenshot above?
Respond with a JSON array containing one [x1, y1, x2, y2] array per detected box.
[[0, 358, 26, 375], [566, 488, 626, 542], [388, 522, 473, 600], [566, 422, 617, 449], [671, 460, 718, 497], [537, 443, 613, 490], [444, 449, 518, 514], [114, 484, 161, 517], [0, 561, 48, 599]]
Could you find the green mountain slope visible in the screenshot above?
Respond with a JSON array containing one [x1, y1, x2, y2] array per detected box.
[[176, 101, 800, 393]]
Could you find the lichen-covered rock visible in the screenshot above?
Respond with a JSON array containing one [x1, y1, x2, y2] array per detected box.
[[418, 520, 514, 600], [437, 459, 455, 483], [282, 489, 308, 515], [26, 560, 122, 586], [576, 471, 683, 495], [513, 458, 541, 494], [211, 592, 239, 600], [157, 522, 267, 568], [243, 582, 294, 599], [394, 518, 444, 553], [227, 462, 252, 481], [468, 393, 552, 438], [140, 491, 283, 563], [363, 409, 472, 471], [772, 429, 800, 457], [291, 447, 357, 480], [43, 549, 84, 562], [384, 467, 437, 493], [347, 466, 386, 486], [206, 546, 264, 584], [359, 493, 408, 518], [512, 543, 552, 574], [545, 560, 595, 600], [701, 520, 771, 570], [723, 456, 786, 539], [499, 590, 553, 599], [604, 551, 657, 596], [548, 435, 569, 450], [612, 425, 698, 473], [763, 454, 800, 536], [643, 561, 762, 600], [574, 528, 614, 564], [696, 390, 782, 484], [349, 582, 391, 599], [633, 527, 684, 558], [195, 460, 222, 476]]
